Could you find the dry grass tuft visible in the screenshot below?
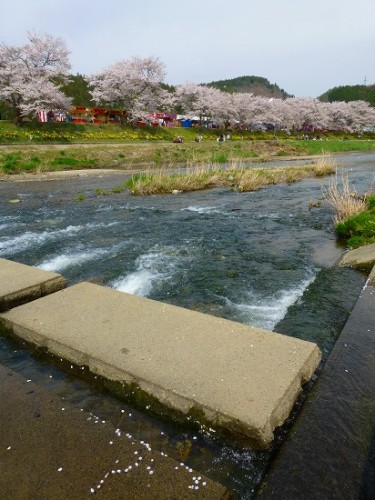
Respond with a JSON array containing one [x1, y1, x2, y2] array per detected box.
[[237, 170, 265, 192], [312, 155, 336, 176], [128, 156, 337, 196], [323, 172, 367, 223]]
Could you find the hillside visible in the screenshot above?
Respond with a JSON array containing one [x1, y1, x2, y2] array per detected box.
[[203, 75, 292, 98], [319, 84, 375, 106]]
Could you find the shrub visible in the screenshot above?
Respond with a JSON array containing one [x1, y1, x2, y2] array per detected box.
[[2, 153, 21, 172], [51, 157, 80, 166]]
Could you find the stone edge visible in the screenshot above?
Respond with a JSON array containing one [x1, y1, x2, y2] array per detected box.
[[0, 276, 66, 312]]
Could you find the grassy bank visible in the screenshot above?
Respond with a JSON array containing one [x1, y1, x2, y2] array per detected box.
[[1, 121, 375, 175], [2, 120, 375, 144], [324, 175, 375, 248], [1, 137, 375, 176], [0, 142, 269, 174], [335, 195, 375, 248]]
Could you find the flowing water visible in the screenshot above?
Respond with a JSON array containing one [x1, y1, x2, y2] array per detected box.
[[0, 152, 374, 497]]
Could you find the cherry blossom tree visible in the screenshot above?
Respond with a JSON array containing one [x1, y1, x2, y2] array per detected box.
[[174, 83, 236, 127], [0, 32, 72, 125], [230, 92, 253, 127], [87, 56, 167, 123], [340, 101, 375, 131]]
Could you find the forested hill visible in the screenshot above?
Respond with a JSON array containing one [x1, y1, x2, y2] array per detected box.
[[319, 84, 375, 106], [203, 76, 292, 98]]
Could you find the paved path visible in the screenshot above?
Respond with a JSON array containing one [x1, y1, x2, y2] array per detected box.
[[0, 363, 229, 499]]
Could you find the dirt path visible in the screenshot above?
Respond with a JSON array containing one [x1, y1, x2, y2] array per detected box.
[[0, 168, 129, 183]]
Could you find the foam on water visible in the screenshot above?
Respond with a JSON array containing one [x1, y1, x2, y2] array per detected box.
[[0, 216, 21, 232], [111, 245, 191, 296], [0, 222, 119, 256], [37, 246, 118, 272], [0, 222, 20, 231], [0, 215, 21, 221], [96, 204, 156, 213], [222, 271, 316, 331], [181, 205, 222, 214], [0, 226, 83, 255]]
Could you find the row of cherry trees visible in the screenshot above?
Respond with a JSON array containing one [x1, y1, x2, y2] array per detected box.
[[169, 82, 375, 131], [1, 32, 375, 131]]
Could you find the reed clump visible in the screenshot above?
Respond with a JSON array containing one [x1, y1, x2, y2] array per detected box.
[[127, 168, 217, 195], [311, 155, 336, 176], [324, 173, 368, 224], [127, 157, 336, 195]]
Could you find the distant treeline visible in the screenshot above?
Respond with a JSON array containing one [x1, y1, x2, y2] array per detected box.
[[319, 85, 375, 106]]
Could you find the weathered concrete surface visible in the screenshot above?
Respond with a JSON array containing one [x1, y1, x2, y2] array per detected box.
[[256, 265, 375, 498], [0, 258, 66, 312], [0, 281, 321, 448], [0, 364, 229, 499], [339, 242, 375, 270]]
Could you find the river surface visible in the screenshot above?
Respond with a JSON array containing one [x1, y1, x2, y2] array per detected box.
[[0, 152, 374, 497]]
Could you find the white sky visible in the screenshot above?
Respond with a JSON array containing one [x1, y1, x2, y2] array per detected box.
[[2, 0, 374, 97]]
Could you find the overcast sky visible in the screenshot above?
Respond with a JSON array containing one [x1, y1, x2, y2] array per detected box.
[[2, 0, 374, 97]]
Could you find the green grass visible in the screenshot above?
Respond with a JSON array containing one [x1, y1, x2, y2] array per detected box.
[[1, 120, 375, 175], [2, 153, 22, 171], [50, 157, 98, 169], [1, 120, 375, 146], [0, 150, 98, 173], [335, 194, 375, 248], [287, 139, 375, 156]]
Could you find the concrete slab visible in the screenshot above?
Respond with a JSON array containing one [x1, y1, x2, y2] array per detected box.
[[0, 258, 66, 312], [0, 364, 228, 499], [0, 281, 321, 448], [339, 243, 375, 270]]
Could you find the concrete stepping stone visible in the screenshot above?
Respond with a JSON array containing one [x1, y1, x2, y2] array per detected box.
[[0, 279, 321, 448], [0, 258, 66, 312]]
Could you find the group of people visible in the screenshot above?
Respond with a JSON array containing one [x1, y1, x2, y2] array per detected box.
[[173, 133, 231, 143]]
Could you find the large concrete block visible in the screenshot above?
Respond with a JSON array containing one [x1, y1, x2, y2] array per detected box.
[[0, 258, 66, 311], [0, 281, 321, 448], [339, 243, 375, 270]]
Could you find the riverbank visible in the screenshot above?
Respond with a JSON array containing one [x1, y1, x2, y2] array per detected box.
[[1, 131, 375, 175], [0, 168, 126, 183], [0, 140, 319, 175]]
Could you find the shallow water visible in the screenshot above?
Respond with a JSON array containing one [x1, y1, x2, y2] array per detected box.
[[0, 152, 373, 497]]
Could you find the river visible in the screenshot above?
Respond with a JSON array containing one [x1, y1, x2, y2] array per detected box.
[[0, 151, 373, 497]]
